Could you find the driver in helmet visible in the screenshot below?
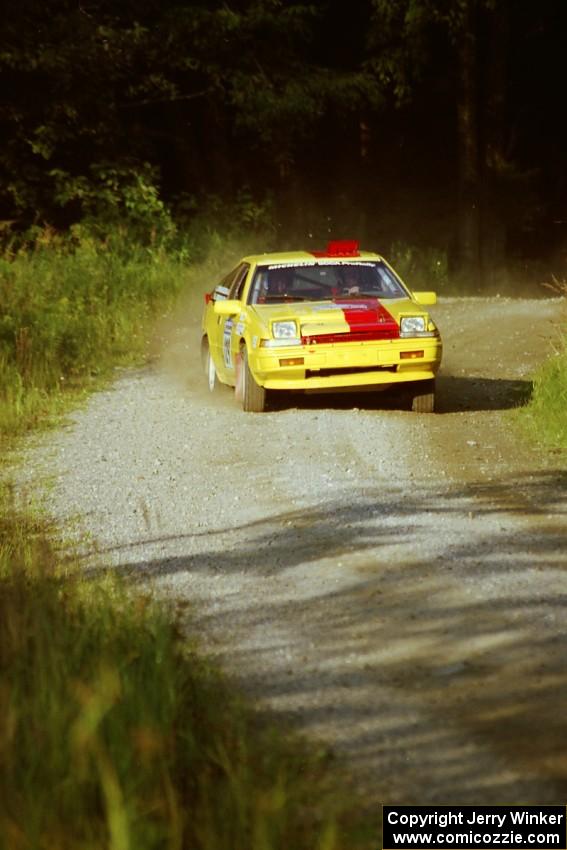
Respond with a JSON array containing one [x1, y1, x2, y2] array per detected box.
[[267, 267, 292, 298], [341, 267, 361, 295]]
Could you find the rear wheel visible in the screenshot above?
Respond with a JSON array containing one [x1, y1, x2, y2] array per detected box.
[[241, 346, 266, 412], [409, 379, 436, 413], [201, 338, 217, 392]]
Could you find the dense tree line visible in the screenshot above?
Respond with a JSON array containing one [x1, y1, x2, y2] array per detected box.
[[1, 0, 566, 284]]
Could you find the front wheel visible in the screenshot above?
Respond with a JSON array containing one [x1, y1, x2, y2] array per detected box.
[[408, 379, 436, 413], [241, 346, 266, 412]]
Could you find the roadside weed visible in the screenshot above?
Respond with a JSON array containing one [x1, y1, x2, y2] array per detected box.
[[0, 493, 372, 849], [519, 278, 567, 450]]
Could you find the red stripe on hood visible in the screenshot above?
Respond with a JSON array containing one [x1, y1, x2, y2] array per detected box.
[[301, 299, 399, 344]]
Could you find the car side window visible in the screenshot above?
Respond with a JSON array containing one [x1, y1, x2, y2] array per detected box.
[[213, 266, 238, 301], [248, 269, 267, 304], [376, 264, 404, 296], [228, 263, 249, 300]]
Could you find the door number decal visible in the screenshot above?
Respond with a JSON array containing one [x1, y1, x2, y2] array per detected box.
[[223, 319, 233, 368]]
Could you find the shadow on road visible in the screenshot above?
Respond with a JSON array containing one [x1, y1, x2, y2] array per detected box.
[[266, 375, 532, 414], [435, 375, 532, 413], [87, 467, 567, 805], [86, 468, 567, 563]]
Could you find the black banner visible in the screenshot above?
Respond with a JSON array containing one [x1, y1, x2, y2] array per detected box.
[[382, 806, 567, 850]]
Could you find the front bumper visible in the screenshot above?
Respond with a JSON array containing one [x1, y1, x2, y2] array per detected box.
[[251, 337, 442, 390]]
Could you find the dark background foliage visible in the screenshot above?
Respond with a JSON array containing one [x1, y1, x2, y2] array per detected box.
[[1, 0, 566, 286]]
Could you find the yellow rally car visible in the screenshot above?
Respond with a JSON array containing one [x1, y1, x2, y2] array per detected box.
[[201, 241, 442, 412]]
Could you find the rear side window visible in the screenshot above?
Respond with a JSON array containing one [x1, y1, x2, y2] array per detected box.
[[228, 263, 250, 300]]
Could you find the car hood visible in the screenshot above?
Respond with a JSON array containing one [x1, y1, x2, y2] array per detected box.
[[251, 297, 422, 342]]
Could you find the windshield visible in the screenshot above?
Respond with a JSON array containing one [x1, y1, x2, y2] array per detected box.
[[248, 261, 407, 304]]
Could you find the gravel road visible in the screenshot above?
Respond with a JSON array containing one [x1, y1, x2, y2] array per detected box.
[[17, 295, 567, 807]]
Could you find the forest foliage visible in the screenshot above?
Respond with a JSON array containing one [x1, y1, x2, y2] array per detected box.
[[2, 0, 567, 285]]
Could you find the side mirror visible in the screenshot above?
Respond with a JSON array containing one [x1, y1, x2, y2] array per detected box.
[[413, 291, 437, 305], [214, 299, 241, 316]]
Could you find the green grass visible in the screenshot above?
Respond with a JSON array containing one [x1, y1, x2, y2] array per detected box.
[[0, 228, 376, 850], [0, 233, 186, 437], [520, 343, 567, 450], [0, 227, 265, 439], [0, 493, 374, 850], [519, 281, 567, 451]]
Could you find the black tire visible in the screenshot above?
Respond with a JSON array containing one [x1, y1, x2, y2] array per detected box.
[[201, 338, 218, 393], [409, 379, 436, 413], [241, 346, 266, 412]]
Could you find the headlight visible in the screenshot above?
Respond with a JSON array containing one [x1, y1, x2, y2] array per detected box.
[[400, 316, 426, 333], [400, 316, 426, 335], [272, 320, 298, 339], [260, 319, 301, 347]]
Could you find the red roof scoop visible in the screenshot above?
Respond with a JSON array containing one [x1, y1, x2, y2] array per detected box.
[[325, 239, 360, 257], [310, 239, 361, 258]]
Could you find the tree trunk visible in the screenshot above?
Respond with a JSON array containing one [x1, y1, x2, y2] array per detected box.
[[204, 100, 233, 197], [481, 0, 509, 288], [456, 0, 481, 288]]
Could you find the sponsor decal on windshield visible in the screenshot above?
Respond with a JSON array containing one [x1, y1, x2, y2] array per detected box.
[[266, 261, 377, 270], [311, 301, 372, 311]]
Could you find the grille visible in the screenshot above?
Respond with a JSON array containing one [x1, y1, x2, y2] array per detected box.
[[302, 329, 398, 345], [306, 365, 397, 378]]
